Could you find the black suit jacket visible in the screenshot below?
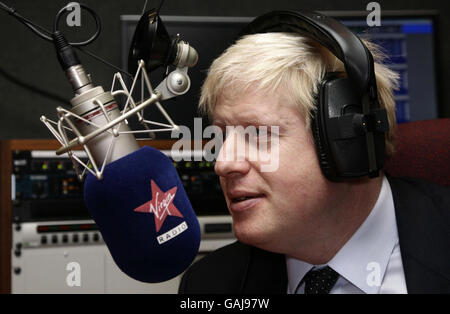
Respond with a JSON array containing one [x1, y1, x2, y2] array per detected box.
[[179, 176, 450, 294]]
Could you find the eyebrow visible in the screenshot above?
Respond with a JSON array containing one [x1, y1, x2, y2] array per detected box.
[[212, 116, 278, 127]]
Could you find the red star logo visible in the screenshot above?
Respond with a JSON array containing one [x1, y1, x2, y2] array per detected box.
[[134, 180, 183, 232]]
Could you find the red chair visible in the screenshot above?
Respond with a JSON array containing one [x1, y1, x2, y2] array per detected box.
[[384, 118, 450, 186]]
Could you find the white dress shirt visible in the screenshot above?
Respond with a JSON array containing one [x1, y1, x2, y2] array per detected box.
[[286, 175, 408, 294]]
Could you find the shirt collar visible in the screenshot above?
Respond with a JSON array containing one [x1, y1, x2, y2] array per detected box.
[[286, 175, 398, 294], [286, 258, 313, 294]]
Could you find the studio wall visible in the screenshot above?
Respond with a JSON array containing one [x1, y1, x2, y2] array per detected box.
[[0, 0, 448, 139]]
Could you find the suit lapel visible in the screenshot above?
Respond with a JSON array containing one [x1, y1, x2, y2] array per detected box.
[[240, 245, 287, 293], [388, 175, 450, 293]]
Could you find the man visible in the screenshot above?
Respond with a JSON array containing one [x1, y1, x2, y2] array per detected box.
[[179, 13, 450, 294]]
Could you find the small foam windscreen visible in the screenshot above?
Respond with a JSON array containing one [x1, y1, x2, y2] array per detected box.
[[84, 146, 201, 283]]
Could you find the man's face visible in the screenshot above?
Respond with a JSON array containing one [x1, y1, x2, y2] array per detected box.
[[212, 88, 343, 254]]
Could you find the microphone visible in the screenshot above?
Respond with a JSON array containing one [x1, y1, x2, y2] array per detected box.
[[51, 31, 140, 167], [84, 145, 201, 283], [41, 12, 201, 283]]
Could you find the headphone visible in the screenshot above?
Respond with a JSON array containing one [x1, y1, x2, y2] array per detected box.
[[239, 10, 390, 181]]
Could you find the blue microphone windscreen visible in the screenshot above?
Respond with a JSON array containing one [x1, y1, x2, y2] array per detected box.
[[84, 146, 201, 283]]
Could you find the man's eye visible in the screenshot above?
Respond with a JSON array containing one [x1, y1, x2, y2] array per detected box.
[[255, 127, 270, 137]]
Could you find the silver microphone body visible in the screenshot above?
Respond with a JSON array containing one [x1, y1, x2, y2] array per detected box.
[[66, 65, 139, 166]]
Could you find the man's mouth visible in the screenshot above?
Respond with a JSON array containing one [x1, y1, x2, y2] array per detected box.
[[228, 193, 265, 212], [232, 195, 263, 203]]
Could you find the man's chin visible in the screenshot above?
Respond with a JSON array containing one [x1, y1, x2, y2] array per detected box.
[[233, 223, 270, 248]]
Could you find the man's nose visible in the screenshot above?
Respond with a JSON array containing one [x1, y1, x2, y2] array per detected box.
[[214, 131, 250, 177]]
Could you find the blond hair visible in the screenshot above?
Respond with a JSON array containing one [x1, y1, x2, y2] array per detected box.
[[199, 32, 399, 156]]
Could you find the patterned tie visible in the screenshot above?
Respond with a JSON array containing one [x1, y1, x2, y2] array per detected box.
[[302, 266, 340, 294]]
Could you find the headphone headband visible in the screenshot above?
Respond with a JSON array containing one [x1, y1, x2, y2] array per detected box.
[[239, 10, 376, 99]]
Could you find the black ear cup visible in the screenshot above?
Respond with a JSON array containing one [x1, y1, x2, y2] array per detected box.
[[312, 75, 386, 180], [311, 108, 335, 180], [311, 78, 336, 180]]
